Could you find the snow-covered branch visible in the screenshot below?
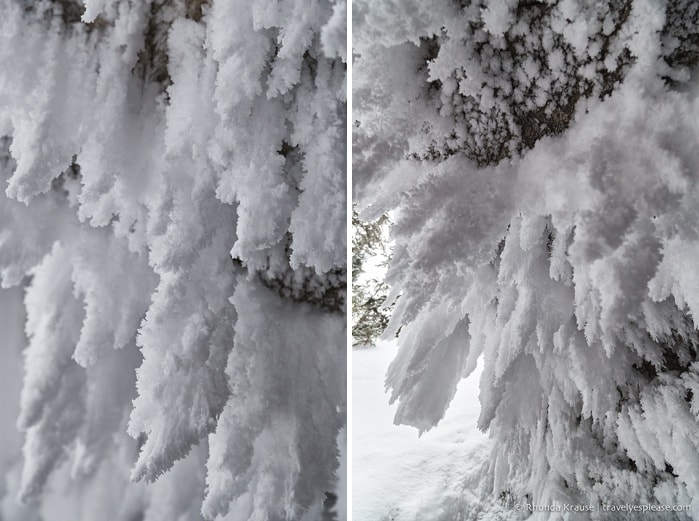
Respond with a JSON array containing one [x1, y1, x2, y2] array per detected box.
[[0, 0, 346, 519]]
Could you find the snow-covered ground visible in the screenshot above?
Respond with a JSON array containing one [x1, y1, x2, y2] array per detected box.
[[353, 341, 514, 521]]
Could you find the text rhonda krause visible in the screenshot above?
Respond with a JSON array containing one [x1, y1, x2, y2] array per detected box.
[[515, 503, 691, 513]]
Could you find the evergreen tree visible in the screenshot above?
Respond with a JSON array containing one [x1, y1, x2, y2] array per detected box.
[[352, 210, 392, 346], [0, 0, 346, 520], [354, 0, 699, 518]]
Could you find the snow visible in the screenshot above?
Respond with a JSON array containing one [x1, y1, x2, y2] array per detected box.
[[353, 341, 506, 521], [354, 0, 699, 517], [481, 0, 513, 37], [0, 1, 346, 519]]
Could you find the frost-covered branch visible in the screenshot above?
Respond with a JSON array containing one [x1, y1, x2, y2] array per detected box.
[[355, 0, 699, 517], [0, 0, 346, 519]]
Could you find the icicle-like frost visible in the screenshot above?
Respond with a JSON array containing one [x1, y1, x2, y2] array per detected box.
[[355, 0, 699, 517], [0, 0, 346, 519], [203, 278, 345, 519]]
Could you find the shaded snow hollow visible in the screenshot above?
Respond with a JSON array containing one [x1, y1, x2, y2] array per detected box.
[[353, 341, 516, 521]]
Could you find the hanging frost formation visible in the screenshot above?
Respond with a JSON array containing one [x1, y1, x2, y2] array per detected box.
[[354, 0, 699, 518], [0, 0, 346, 519]]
